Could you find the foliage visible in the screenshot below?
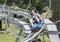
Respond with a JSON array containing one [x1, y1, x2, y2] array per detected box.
[[0, 0, 49, 14]]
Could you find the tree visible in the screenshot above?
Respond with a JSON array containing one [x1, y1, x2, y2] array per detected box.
[[51, 0, 60, 37], [0, 0, 4, 4]]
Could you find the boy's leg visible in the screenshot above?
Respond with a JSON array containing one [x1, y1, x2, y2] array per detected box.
[[36, 17, 40, 22]]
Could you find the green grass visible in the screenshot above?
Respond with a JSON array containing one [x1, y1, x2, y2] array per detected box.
[[0, 21, 49, 42], [0, 33, 15, 42]]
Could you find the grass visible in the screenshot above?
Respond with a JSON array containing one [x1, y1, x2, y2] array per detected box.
[[0, 33, 15, 42], [40, 25, 49, 42], [0, 21, 49, 42]]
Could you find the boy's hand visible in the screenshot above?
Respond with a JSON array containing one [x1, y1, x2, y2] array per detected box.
[[36, 17, 40, 22]]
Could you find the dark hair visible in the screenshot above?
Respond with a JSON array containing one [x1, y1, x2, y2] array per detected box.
[[30, 7, 38, 15]]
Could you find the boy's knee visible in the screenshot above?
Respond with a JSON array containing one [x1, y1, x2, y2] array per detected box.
[[30, 19, 34, 23]]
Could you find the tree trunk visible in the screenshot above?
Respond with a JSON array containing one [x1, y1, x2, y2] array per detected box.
[[0, 20, 2, 30]]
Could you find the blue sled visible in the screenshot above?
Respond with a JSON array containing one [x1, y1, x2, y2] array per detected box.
[[30, 20, 43, 30]]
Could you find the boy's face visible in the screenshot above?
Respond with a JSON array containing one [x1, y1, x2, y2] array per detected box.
[[31, 10, 35, 15]]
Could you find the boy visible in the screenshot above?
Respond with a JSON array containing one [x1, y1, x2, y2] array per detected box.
[[29, 7, 42, 26]]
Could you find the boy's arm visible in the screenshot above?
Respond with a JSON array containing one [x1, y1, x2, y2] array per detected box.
[[37, 13, 42, 20]]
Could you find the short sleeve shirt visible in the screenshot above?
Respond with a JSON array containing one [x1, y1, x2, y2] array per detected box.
[[30, 13, 42, 21]]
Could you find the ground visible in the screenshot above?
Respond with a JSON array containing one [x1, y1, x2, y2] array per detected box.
[[0, 21, 49, 42]]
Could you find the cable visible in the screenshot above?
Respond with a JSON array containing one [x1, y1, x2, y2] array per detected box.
[[26, 0, 31, 10], [43, 0, 51, 18]]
